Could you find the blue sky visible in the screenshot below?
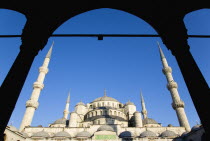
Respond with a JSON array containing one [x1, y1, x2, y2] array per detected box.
[[0, 8, 210, 129]]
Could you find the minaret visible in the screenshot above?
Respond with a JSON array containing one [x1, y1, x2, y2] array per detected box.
[[19, 42, 53, 131], [140, 91, 148, 119], [63, 92, 70, 119], [158, 42, 191, 131]]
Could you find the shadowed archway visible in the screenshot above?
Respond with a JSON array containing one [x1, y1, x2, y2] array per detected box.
[[0, 5, 210, 139]]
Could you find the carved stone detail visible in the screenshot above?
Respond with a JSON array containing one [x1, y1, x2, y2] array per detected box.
[[26, 100, 39, 109], [162, 66, 172, 74]]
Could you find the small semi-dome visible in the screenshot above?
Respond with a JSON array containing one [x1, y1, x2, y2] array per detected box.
[[140, 130, 157, 138], [97, 125, 114, 132], [53, 117, 67, 125], [125, 101, 135, 106], [31, 130, 50, 138], [54, 131, 71, 138], [119, 131, 135, 138], [93, 95, 119, 102], [8, 125, 18, 132], [160, 130, 177, 138], [142, 118, 158, 125], [76, 131, 91, 138], [191, 124, 202, 131], [76, 101, 86, 106]]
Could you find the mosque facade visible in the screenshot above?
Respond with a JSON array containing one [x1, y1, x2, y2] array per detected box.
[[3, 43, 204, 141]]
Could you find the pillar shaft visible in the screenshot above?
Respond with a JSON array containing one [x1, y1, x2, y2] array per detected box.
[[0, 46, 39, 136]]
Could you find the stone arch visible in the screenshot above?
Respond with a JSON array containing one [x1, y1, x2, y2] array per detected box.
[[0, 7, 210, 136]]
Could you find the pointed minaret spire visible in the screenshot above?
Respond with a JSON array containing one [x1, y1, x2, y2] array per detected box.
[[158, 42, 191, 131], [157, 41, 165, 59], [104, 88, 107, 97], [63, 91, 70, 119], [19, 42, 53, 131], [46, 41, 54, 59], [67, 91, 70, 103], [140, 90, 147, 119]]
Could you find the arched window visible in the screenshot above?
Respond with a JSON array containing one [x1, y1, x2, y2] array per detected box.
[[105, 110, 108, 115], [100, 111, 103, 115], [118, 112, 120, 116], [90, 105, 92, 108], [114, 111, 117, 116], [110, 110, 112, 115]]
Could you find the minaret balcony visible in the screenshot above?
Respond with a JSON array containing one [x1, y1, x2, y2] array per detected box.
[[172, 100, 185, 109], [26, 100, 39, 109], [162, 67, 172, 74], [39, 66, 49, 74], [33, 82, 44, 89], [167, 81, 178, 90]]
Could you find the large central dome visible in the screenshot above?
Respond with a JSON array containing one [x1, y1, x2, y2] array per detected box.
[[93, 95, 119, 102], [93, 89, 119, 102]]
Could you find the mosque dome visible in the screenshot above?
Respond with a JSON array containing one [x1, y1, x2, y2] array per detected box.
[[53, 117, 67, 125], [76, 131, 91, 138], [142, 118, 158, 125], [76, 102, 86, 106], [93, 95, 119, 102], [31, 130, 50, 138], [119, 131, 135, 138], [160, 130, 177, 137], [54, 131, 71, 138], [140, 130, 157, 137], [125, 101, 135, 105], [97, 125, 114, 132]]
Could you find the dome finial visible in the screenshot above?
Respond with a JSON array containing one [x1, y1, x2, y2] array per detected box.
[[104, 88, 107, 97]]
